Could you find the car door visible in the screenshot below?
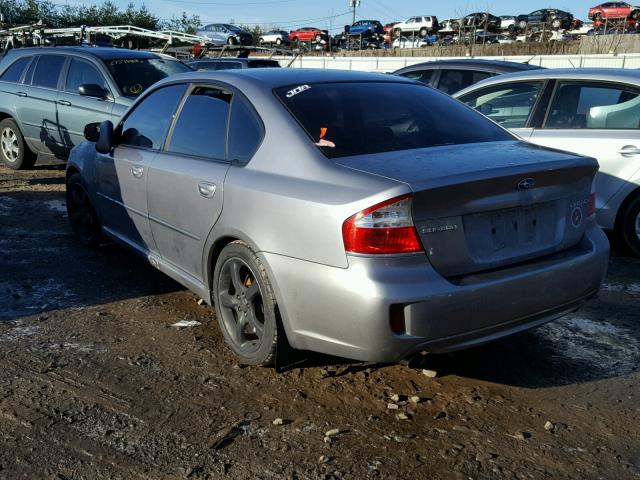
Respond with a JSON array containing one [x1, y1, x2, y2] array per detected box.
[[94, 83, 188, 253], [528, 80, 640, 216], [14, 54, 66, 156], [56, 57, 117, 155], [457, 80, 547, 139], [146, 84, 233, 281]]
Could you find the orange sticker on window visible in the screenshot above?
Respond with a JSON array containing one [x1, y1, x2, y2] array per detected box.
[[320, 127, 328, 139]]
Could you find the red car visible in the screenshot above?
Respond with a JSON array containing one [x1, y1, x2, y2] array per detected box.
[[383, 22, 400, 43], [289, 27, 328, 42], [588, 2, 640, 21]]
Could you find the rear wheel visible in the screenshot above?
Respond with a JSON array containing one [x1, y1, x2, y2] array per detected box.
[[594, 13, 603, 22], [394, 28, 402, 37], [551, 18, 562, 30], [66, 173, 101, 247], [0, 118, 36, 170], [620, 194, 640, 256], [315, 34, 322, 42], [519, 20, 528, 30], [276, 37, 282, 45], [227, 36, 237, 45], [419, 27, 428, 37], [213, 241, 278, 366]]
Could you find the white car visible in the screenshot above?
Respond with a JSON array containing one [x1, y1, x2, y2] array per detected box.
[[496, 34, 516, 44], [499, 15, 518, 32], [258, 30, 290, 45], [394, 16, 438, 37], [456, 68, 640, 255], [439, 18, 458, 33], [392, 36, 430, 48]]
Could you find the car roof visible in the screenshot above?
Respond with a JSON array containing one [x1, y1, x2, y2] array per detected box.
[[393, 59, 542, 75], [3, 46, 165, 61], [455, 67, 640, 96], [157, 68, 414, 91]]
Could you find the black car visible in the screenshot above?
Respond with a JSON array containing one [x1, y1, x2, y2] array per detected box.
[[185, 58, 281, 71], [461, 12, 502, 32], [392, 59, 542, 95], [517, 9, 574, 31]]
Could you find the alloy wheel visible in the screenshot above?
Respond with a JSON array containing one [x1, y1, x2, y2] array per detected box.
[[217, 258, 265, 355], [1, 127, 19, 163]]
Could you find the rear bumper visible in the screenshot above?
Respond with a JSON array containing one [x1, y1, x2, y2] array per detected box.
[[260, 223, 609, 363]]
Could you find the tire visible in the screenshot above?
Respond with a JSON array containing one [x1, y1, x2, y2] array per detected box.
[[519, 20, 528, 30], [259, 38, 264, 45], [594, 13, 603, 22], [227, 36, 237, 45], [393, 28, 402, 37], [292, 36, 298, 43], [276, 37, 282, 45], [620, 194, 640, 256], [508, 24, 516, 33], [66, 173, 101, 248], [0, 118, 36, 170], [631, 10, 640, 20], [551, 18, 562, 30], [315, 34, 322, 42], [213, 241, 278, 366], [419, 27, 428, 37]]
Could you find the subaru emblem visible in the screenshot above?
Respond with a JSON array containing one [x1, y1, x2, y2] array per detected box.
[[518, 178, 535, 190]]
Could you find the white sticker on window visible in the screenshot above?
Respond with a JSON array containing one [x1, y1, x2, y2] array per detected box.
[[286, 84, 311, 98]]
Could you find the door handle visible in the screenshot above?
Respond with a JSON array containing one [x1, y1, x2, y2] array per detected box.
[[198, 181, 217, 198], [16, 91, 27, 97], [57, 100, 71, 106], [618, 145, 640, 157], [131, 165, 144, 179]]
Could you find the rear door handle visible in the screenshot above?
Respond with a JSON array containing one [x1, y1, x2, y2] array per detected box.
[[16, 91, 27, 97], [131, 165, 144, 179], [57, 100, 71, 106], [618, 145, 640, 157], [198, 181, 217, 198]]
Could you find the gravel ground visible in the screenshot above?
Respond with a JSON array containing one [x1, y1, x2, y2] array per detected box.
[[1, 162, 639, 480]]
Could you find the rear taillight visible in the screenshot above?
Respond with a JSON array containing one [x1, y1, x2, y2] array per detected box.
[[342, 194, 423, 254], [588, 179, 597, 217]]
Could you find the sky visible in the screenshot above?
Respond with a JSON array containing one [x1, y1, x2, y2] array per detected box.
[[72, 0, 594, 31]]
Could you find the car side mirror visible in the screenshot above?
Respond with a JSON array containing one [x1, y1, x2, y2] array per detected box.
[[79, 83, 108, 99], [84, 122, 100, 142], [96, 120, 114, 154]]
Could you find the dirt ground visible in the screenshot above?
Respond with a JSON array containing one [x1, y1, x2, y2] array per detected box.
[[1, 162, 639, 480]]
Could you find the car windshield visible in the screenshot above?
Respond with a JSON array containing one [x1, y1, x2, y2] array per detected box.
[[275, 82, 512, 159], [105, 58, 192, 97]]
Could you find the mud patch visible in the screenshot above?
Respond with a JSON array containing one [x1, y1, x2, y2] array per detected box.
[[540, 316, 640, 375], [44, 199, 67, 215], [0, 278, 78, 321]]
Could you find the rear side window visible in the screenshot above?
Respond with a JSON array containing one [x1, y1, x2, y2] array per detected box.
[[167, 86, 232, 159], [120, 84, 187, 150], [437, 69, 493, 95], [275, 82, 511, 159], [399, 69, 433, 85], [66, 59, 108, 93], [216, 62, 242, 70], [228, 96, 264, 163], [546, 82, 640, 130], [458, 81, 543, 128], [32, 55, 66, 89], [0, 57, 31, 83]]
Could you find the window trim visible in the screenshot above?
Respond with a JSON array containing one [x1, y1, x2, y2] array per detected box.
[[541, 79, 640, 130], [163, 82, 234, 164], [115, 82, 189, 153]]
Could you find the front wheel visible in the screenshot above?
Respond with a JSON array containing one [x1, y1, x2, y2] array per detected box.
[[419, 27, 428, 37], [276, 37, 282, 45], [227, 36, 237, 45], [519, 20, 528, 30], [213, 241, 278, 365], [0, 118, 36, 170], [551, 18, 562, 30], [620, 194, 640, 256], [66, 173, 101, 247]]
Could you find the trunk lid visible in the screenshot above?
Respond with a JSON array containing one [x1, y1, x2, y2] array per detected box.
[[335, 141, 598, 277]]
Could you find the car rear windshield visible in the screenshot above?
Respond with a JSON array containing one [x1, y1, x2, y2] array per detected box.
[[248, 60, 280, 68], [105, 58, 191, 97], [275, 81, 512, 159]]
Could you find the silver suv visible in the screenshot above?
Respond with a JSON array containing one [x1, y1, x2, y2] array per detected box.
[[66, 69, 609, 366]]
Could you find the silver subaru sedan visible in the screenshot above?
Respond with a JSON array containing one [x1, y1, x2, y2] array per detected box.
[[66, 69, 609, 366]]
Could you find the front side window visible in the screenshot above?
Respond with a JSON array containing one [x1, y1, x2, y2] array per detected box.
[[32, 55, 66, 89], [66, 59, 108, 94], [105, 58, 191, 97], [120, 84, 187, 150], [0, 56, 31, 83], [458, 81, 543, 128], [546, 82, 640, 130], [437, 69, 493, 95], [276, 81, 512, 160], [167, 86, 232, 159]]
